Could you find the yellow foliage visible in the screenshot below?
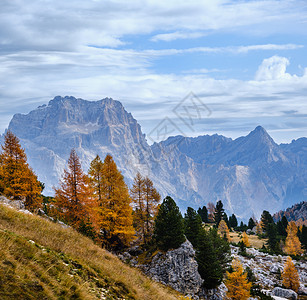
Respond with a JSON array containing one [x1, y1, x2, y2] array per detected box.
[[218, 219, 230, 241], [285, 221, 303, 255], [282, 256, 300, 292], [0, 130, 42, 210], [242, 232, 250, 247], [225, 259, 252, 300]]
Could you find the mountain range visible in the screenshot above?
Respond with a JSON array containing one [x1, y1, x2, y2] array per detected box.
[[1, 96, 306, 220]]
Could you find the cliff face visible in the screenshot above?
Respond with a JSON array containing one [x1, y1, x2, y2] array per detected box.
[[4, 96, 307, 220]]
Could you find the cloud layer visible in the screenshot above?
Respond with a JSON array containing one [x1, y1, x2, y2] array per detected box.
[[0, 0, 306, 143]]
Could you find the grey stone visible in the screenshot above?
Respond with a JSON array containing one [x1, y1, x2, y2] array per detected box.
[[142, 240, 203, 297], [271, 287, 297, 299]]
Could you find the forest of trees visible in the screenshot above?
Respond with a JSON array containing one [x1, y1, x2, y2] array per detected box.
[[0, 130, 305, 297]]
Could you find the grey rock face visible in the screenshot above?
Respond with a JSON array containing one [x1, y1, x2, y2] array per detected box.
[[3, 96, 307, 220], [143, 240, 203, 296], [271, 287, 297, 299]]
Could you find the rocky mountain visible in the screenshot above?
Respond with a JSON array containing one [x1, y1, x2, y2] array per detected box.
[[273, 201, 307, 224], [1, 96, 306, 220]]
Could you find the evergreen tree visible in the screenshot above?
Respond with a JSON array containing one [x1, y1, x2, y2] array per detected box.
[[261, 210, 274, 233], [225, 259, 252, 300], [248, 218, 256, 230], [99, 154, 134, 248], [266, 223, 278, 252], [299, 225, 307, 251], [153, 196, 185, 251], [282, 256, 300, 292], [285, 221, 303, 255], [229, 214, 238, 228], [197, 206, 208, 223], [214, 200, 225, 226], [54, 149, 98, 232], [196, 227, 230, 289], [0, 130, 42, 210], [184, 207, 203, 247]]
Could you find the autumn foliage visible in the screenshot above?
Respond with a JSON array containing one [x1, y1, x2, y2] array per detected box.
[[218, 219, 230, 241], [130, 172, 160, 244], [285, 221, 303, 255], [282, 256, 300, 292], [54, 149, 98, 233], [225, 259, 252, 300], [0, 130, 42, 211], [242, 232, 250, 247]]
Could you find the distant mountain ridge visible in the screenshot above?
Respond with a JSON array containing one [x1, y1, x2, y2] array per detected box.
[[1, 96, 306, 220], [273, 201, 307, 224]]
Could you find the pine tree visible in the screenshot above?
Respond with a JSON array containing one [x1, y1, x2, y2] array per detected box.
[[197, 206, 208, 223], [54, 149, 98, 233], [282, 256, 300, 292], [261, 210, 274, 233], [218, 219, 230, 241], [242, 232, 250, 247], [248, 218, 256, 230], [299, 225, 307, 251], [184, 207, 203, 247], [153, 196, 185, 251], [196, 227, 230, 289], [214, 200, 225, 226], [266, 223, 278, 252], [225, 259, 252, 300], [99, 154, 134, 248], [229, 214, 238, 228], [0, 130, 42, 210], [285, 221, 303, 255]]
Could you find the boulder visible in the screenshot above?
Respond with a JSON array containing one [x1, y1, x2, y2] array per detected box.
[[143, 240, 203, 297], [271, 287, 297, 300]]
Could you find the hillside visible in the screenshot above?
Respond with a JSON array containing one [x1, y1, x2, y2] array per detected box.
[[0, 203, 179, 300]]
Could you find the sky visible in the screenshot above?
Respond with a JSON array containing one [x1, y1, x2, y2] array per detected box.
[[0, 0, 306, 144]]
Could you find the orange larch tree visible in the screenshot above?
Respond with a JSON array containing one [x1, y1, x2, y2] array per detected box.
[[282, 256, 300, 292], [285, 221, 303, 255], [218, 219, 230, 241], [88, 155, 104, 203], [225, 258, 252, 300], [99, 154, 134, 249], [242, 232, 250, 247], [0, 130, 42, 210], [54, 149, 98, 234]]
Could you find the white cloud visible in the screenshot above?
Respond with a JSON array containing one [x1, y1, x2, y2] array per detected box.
[[255, 56, 292, 80], [151, 31, 206, 42]]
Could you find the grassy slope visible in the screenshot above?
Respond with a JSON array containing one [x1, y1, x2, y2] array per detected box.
[[229, 232, 267, 248], [0, 204, 180, 300]]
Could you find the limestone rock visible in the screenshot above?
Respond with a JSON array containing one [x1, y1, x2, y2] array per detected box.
[[271, 287, 297, 300], [143, 240, 203, 297]]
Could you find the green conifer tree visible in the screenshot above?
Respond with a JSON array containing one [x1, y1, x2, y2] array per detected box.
[[214, 200, 225, 227], [153, 196, 185, 251], [184, 207, 203, 247]]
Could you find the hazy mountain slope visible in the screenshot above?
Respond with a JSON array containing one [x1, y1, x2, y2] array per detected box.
[[273, 201, 307, 223], [0, 203, 179, 300], [2, 96, 307, 220]]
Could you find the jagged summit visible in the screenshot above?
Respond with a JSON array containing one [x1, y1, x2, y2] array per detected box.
[[3, 96, 306, 220]]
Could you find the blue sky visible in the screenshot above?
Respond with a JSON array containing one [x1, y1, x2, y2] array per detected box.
[[0, 0, 306, 143]]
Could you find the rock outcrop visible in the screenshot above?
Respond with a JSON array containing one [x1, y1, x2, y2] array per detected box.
[[271, 287, 297, 299], [142, 240, 203, 297]]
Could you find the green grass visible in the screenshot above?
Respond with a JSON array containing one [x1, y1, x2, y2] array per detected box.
[[0, 204, 180, 300]]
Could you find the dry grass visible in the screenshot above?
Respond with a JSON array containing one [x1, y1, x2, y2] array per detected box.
[[0, 204, 180, 300], [229, 231, 267, 249]]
